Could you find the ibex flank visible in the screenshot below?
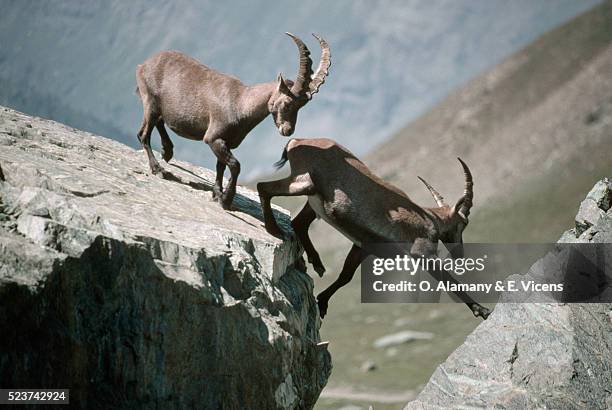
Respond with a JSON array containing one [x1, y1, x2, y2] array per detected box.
[[258, 138, 491, 320], [135, 33, 331, 209]]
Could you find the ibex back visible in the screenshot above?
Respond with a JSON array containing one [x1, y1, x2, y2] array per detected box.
[[258, 138, 491, 320], [136, 33, 331, 209]]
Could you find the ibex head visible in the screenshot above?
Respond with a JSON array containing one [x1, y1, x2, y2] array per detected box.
[[269, 33, 331, 136], [418, 158, 474, 256]]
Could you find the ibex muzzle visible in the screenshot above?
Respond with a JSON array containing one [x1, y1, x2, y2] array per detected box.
[[269, 33, 331, 137]]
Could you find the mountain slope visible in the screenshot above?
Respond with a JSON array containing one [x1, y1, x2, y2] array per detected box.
[[366, 0, 612, 242]]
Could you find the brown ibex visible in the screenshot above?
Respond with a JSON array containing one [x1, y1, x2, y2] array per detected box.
[[135, 33, 331, 209], [257, 138, 491, 319]]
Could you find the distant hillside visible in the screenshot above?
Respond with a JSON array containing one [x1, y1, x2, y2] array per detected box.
[[366, 0, 612, 242], [0, 0, 599, 178]]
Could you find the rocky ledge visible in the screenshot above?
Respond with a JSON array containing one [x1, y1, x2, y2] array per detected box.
[[405, 178, 612, 409], [0, 106, 331, 409]]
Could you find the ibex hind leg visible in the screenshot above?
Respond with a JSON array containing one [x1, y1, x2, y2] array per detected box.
[[136, 76, 163, 175], [137, 110, 163, 175], [156, 120, 174, 163], [316, 244, 366, 318]]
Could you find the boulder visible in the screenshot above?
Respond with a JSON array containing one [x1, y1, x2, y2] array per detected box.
[[405, 178, 612, 409], [0, 106, 331, 409]]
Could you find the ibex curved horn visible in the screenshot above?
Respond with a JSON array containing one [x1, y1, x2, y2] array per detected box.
[[417, 176, 446, 207], [454, 158, 474, 221], [285, 32, 313, 97], [308, 33, 331, 99]]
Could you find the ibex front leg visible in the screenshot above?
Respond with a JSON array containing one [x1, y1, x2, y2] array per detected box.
[[292, 202, 326, 276], [137, 110, 163, 174], [136, 75, 163, 175], [410, 239, 490, 319], [210, 139, 240, 210], [257, 173, 315, 238], [213, 160, 226, 201]]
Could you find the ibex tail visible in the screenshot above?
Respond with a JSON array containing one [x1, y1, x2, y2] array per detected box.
[[273, 142, 290, 170]]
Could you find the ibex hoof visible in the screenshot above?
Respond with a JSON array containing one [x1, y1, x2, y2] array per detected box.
[[317, 298, 328, 319], [162, 146, 174, 162], [220, 192, 235, 210], [471, 304, 491, 320], [313, 263, 326, 278], [150, 164, 164, 175], [309, 255, 326, 277], [221, 200, 233, 211]]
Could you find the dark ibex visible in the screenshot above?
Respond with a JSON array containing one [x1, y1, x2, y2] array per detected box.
[[136, 33, 331, 209], [258, 138, 491, 319]]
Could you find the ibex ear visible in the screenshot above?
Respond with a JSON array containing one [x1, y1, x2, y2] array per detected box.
[[276, 73, 292, 95]]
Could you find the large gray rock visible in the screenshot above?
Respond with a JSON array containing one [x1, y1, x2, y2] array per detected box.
[[0, 106, 331, 409], [405, 179, 612, 409], [561, 178, 612, 243]]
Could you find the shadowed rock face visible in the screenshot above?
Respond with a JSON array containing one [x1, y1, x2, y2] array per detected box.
[[0, 106, 331, 409], [404, 179, 612, 409]]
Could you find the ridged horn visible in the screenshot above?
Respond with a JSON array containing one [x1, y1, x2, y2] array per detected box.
[[417, 176, 446, 207], [285, 32, 313, 97], [308, 33, 331, 99], [455, 158, 474, 220]]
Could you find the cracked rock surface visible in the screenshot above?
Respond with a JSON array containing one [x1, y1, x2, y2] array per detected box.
[[0, 106, 331, 409], [405, 178, 612, 410]]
